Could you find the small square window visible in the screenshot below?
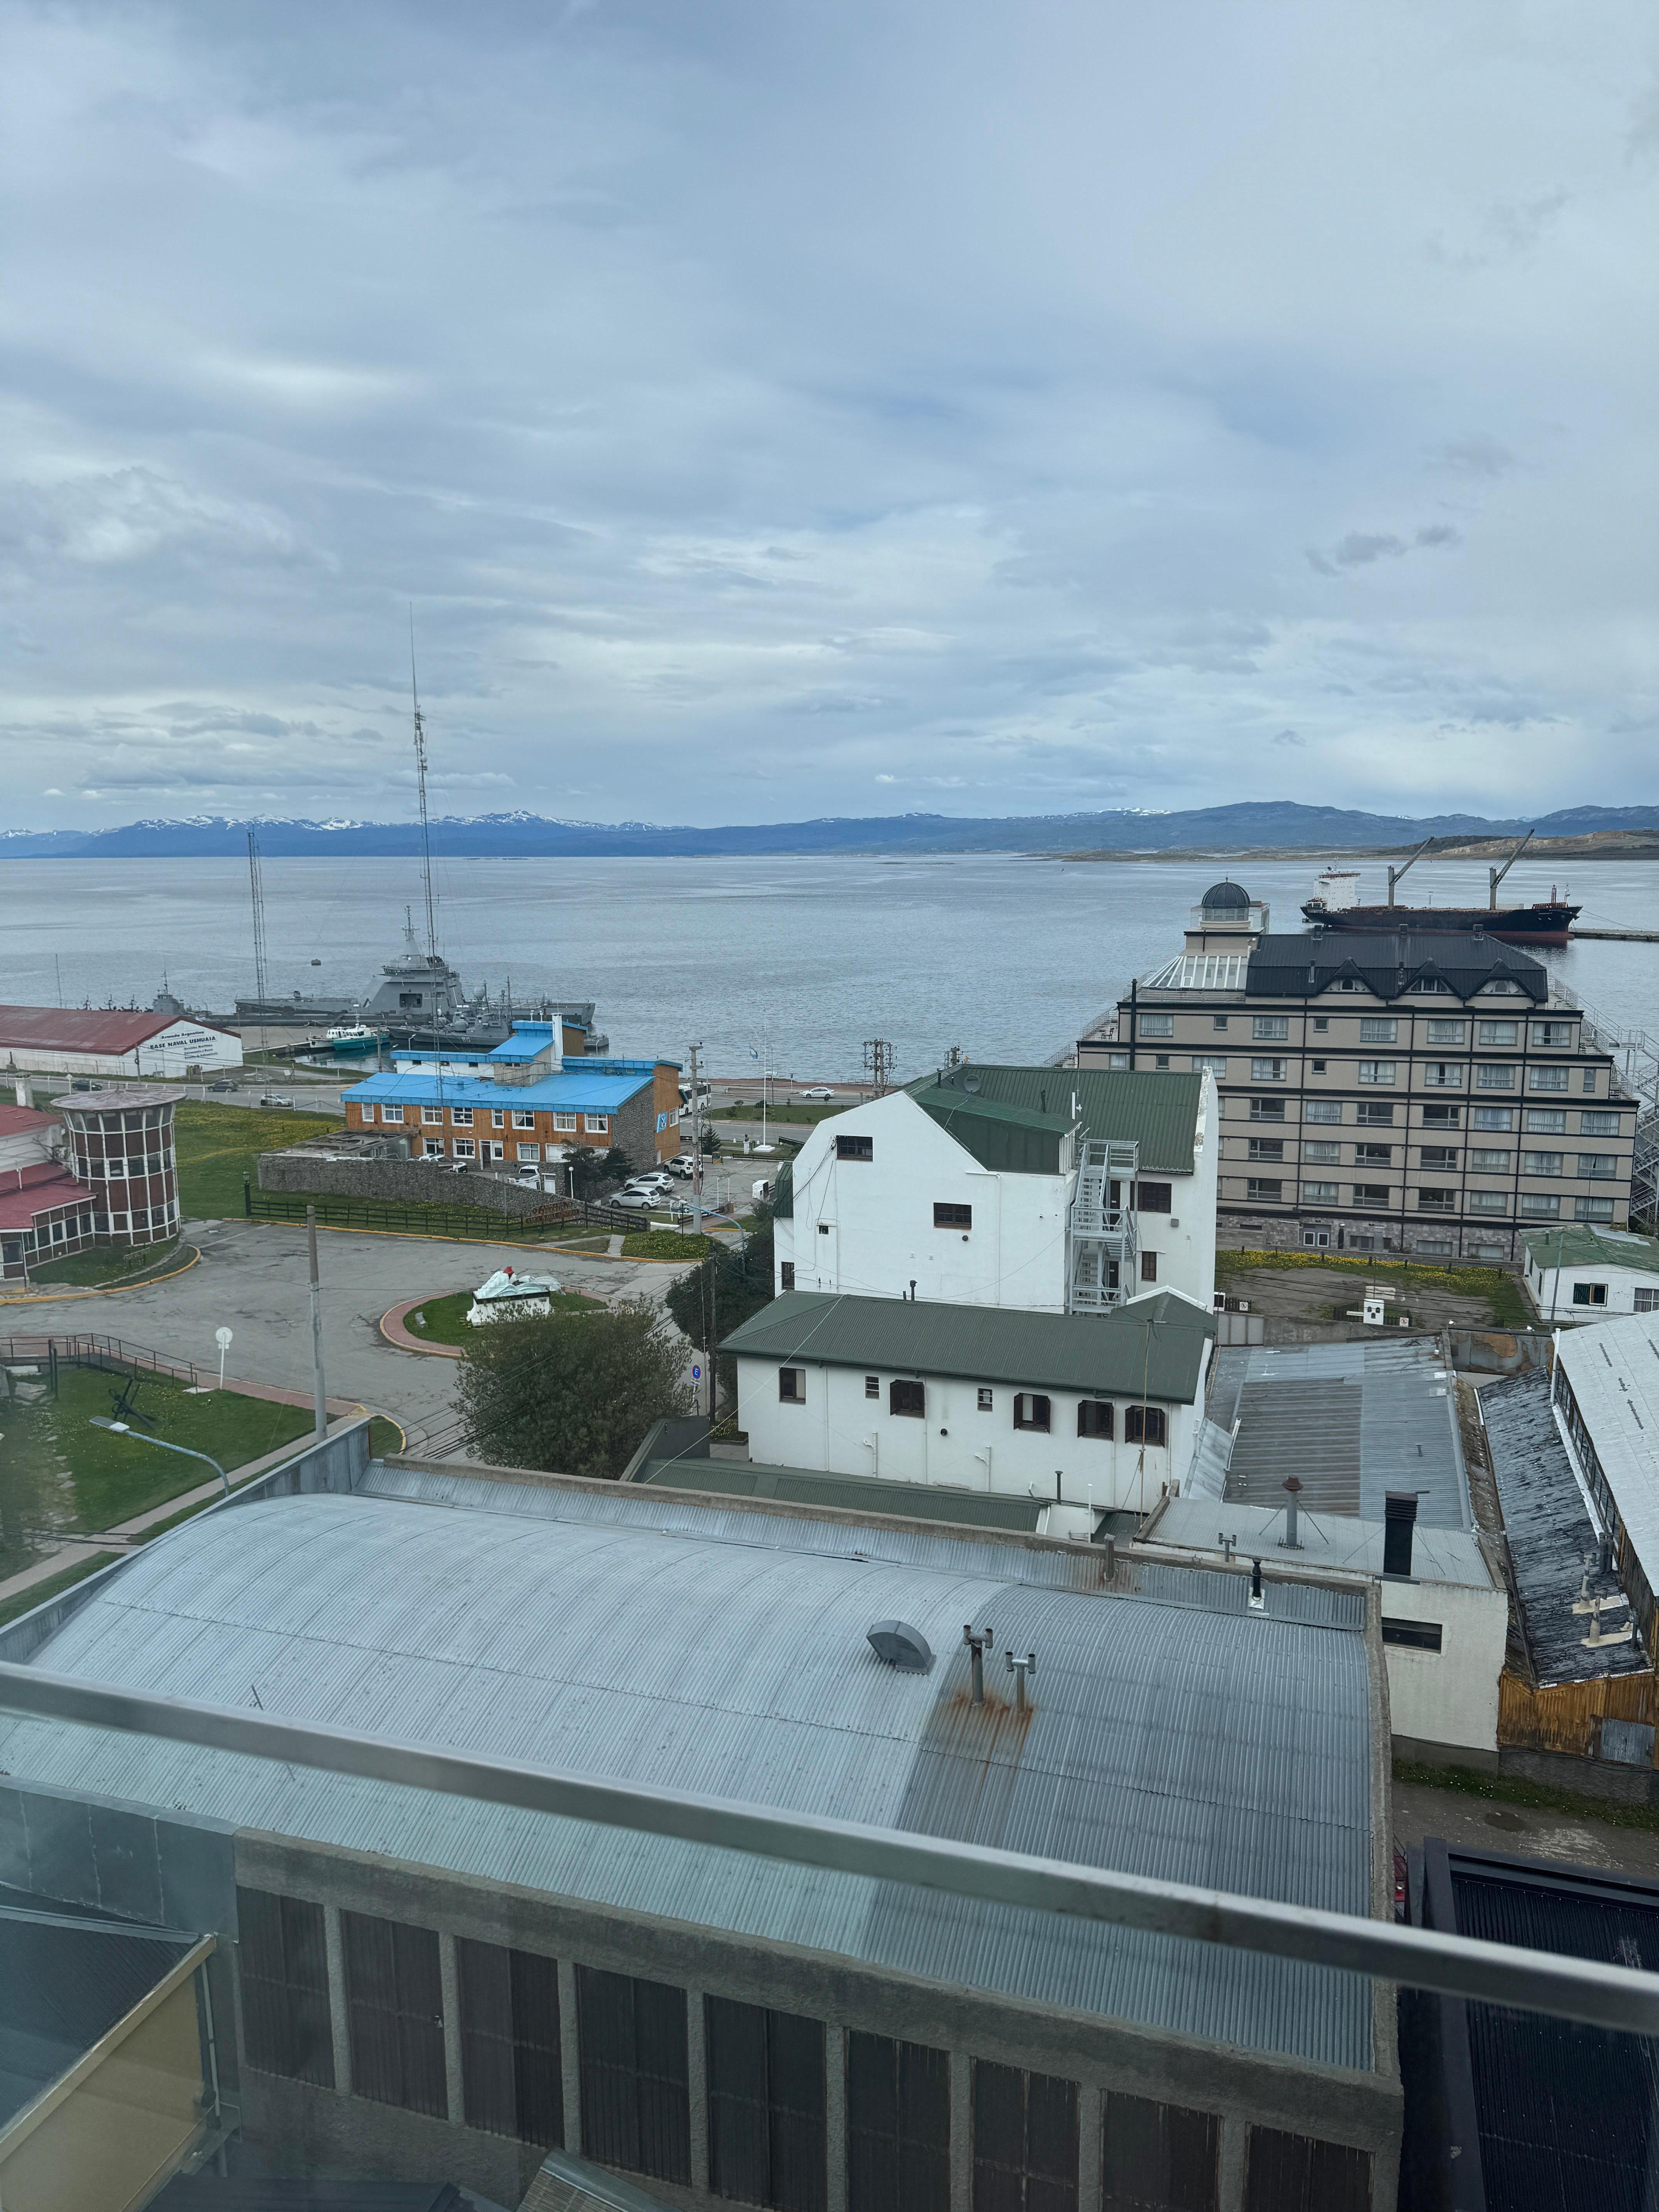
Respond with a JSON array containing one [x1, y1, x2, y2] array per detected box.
[[836, 1134, 874, 1162], [933, 1202, 972, 1229], [1312, 1017, 1329, 1033], [976, 1387, 993, 1412], [1125, 1405, 1166, 1446], [778, 1367, 805, 1403], [513, 1109, 537, 1130], [1310, 1059, 1326, 1073], [865, 1375, 879, 1398], [1571, 1283, 1608, 1306], [1212, 1015, 1229, 1032], [1013, 1393, 1051, 1432]]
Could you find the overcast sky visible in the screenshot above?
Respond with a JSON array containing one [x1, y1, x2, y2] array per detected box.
[[1, 1, 1654, 829]]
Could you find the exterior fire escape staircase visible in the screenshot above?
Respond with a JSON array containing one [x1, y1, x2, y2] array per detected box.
[[1068, 1138, 1139, 1310]]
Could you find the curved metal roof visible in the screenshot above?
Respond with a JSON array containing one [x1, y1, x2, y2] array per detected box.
[[0, 1491, 1376, 2069], [1200, 880, 1250, 910]]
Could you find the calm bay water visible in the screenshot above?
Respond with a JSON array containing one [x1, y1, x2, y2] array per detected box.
[[2, 852, 1654, 1079]]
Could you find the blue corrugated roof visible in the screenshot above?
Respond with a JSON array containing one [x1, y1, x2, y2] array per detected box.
[[0, 1480, 1376, 2071], [345, 1069, 652, 1109]]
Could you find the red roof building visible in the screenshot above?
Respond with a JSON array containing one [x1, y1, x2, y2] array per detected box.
[[0, 1004, 241, 1077]]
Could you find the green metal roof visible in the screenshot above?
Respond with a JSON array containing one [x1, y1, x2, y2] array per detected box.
[[1523, 1226, 1659, 1277], [634, 1455, 1046, 1531], [906, 1065, 1202, 1175], [721, 1288, 1212, 1401], [911, 1089, 1073, 1174]]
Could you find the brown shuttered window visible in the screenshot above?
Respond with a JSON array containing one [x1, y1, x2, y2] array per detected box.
[[1102, 2091, 1219, 2211], [847, 2029, 950, 2212], [576, 1965, 690, 2183], [1243, 2128, 1370, 2212], [237, 1887, 333, 2088], [706, 1996, 826, 2212], [340, 1910, 446, 2118], [972, 2059, 1078, 2212], [457, 1936, 563, 2146]]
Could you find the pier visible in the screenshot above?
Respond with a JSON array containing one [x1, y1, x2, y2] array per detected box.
[[1571, 927, 1659, 943]]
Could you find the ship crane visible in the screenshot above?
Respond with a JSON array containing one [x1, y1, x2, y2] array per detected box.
[[1385, 837, 1434, 908], [1489, 827, 1534, 910]]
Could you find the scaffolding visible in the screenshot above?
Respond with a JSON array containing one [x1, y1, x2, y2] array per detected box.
[[1554, 984, 1659, 1228], [1068, 1137, 1140, 1310]]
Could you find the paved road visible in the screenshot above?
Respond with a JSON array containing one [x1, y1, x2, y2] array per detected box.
[[0, 1220, 697, 1451], [1393, 1776, 1659, 1879]]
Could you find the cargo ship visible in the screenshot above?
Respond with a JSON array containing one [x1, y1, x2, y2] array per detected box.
[[1300, 833, 1580, 947]]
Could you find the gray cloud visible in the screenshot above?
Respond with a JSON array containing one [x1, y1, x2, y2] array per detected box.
[[1309, 525, 1465, 573], [1429, 435, 1518, 478]]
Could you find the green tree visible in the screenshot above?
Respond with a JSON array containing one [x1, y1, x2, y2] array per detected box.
[[455, 1298, 694, 1478], [664, 1210, 774, 1405]]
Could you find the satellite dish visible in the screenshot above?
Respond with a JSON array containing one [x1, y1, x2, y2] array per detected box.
[[962, 1077, 980, 1094], [867, 1620, 934, 1673]]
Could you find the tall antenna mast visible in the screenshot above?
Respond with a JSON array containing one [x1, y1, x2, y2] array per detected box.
[[409, 613, 438, 963], [247, 828, 269, 1001]]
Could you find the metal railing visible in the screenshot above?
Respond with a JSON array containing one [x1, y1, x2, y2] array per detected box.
[[1068, 1138, 1139, 1310], [0, 1334, 204, 1391], [0, 1662, 1652, 2036]]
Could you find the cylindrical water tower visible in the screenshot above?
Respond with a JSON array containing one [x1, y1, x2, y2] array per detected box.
[[53, 1085, 185, 1246]]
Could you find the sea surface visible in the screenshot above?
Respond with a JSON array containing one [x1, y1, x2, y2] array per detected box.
[[2, 852, 1654, 1080]]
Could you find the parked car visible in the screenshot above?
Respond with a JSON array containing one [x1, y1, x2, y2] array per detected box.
[[627, 1173, 673, 1194], [797, 1086, 840, 1101], [259, 1093, 294, 1108], [612, 1190, 659, 1211], [666, 1156, 696, 1178]]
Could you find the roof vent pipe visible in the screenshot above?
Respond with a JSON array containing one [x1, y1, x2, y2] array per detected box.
[[1280, 1476, 1303, 1551], [962, 1624, 995, 1704], [1383, 1492, 1419, 1578]]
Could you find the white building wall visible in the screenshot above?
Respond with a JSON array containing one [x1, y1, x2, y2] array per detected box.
[[775, 1079, 1217, 1313], [1523, 1253, 1659, 1320], [1380, 1579, 1510, 1755], [135, 1021, 243, 1074], [736, 1349, 1204, 1517]]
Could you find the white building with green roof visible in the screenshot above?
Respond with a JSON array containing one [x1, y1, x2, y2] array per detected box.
[[1523, 1225, 1659, 1320]]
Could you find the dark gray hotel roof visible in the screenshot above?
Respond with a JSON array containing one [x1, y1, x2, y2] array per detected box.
[[1245, 932, 1549, 1005], [0, 1473, 1377, 2072]]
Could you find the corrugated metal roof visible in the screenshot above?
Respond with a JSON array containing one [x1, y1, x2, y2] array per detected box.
[[1151, 1498, 1493, 1589], [906, 1066, 1202, 1176], [910, 1089, 1073, 1176], [1218, 1339, 1470, 1528], [0, 1005, 178, 1054], [1245, 934, 1547, 1005], [1552, 1314, 1659, 1613], [0, 1484, 1375, 2071], [343, 1070, 651, 1111], [637, 1456, 1048, 1531], [1478, 1368, 1644, 1686], [721, 1289, 1214, 1401], [1523, 1226, 1659, 1279]]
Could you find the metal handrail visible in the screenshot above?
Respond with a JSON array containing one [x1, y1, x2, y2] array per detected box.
[[0, 1663, 1652, 2037]]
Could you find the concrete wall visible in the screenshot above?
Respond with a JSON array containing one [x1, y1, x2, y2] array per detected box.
[[736, 1344, 1203, 1517], [1379, 1580, 1510, 1755], [229, 1830, 1401, 2212]]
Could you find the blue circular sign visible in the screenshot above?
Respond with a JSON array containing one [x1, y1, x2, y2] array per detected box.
[[692, 1364, 702, 1380]]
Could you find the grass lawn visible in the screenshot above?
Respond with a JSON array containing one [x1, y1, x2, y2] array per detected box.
[[26, 1238, 184, 1289], [622, 1230, 713, 1261], [404, 1288, 605, 1345], [549, 1235, 612, 1253], [174, 1101, 343, 1218], [0, 1551, 122, 1629], [1215, 1248, 1530, 1330], [0, 1364, 314, 1577], [713, 1099, 851, 1125]]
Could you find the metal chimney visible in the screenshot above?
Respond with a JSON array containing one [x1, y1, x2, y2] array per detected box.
[[1281, 1476, 1303, 1551], [962, 1624, 994, 1705], [1383, 1492, 1419, 1578], [1005, 1649, 1037, 1712]]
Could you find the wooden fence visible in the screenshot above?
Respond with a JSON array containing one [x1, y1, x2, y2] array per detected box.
[[1498, 1667, 1658, 1763]]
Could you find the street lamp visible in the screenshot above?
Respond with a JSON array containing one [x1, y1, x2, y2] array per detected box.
[[90, 1417, 231, 1499]]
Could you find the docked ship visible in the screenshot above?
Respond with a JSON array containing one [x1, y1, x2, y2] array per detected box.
[[1300, 833, 1580, 948], [357, 914, 605, 1052]]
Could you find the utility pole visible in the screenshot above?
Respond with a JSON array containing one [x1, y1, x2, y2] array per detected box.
[[863, 1038, 894, 1096], [306, 1204, 328, 1438], [247, 827, 269, 1055], [688, 1042, 703, 1235]]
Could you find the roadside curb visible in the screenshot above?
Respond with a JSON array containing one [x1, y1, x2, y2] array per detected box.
[[0, 1242, 202, 1307], [381, 1298, 464, 1359]]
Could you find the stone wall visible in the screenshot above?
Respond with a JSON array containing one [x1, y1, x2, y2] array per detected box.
[[257, 1150, 563, 1218]]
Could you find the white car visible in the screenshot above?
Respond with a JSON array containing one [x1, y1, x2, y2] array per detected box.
[[797, 1086, 840, 1101], [612, 1190, 659, 1212], [630, 1175, 674, 1194]]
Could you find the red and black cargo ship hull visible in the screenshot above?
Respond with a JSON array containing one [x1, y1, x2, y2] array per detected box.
[[1300, 900, 1580, 948]]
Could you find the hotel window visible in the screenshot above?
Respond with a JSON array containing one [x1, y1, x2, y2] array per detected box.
[[554, 1112, 578, 1132], [1480, 979, 1524, 995], [1525, 1109, 1567, 1135], [1252, 1016, 1289, 1041], [1417, 1188, 1456, 1212], [381, 1104, 404, 1124], [1245, 1177, 1283, 1202], [1302, 1180, 1338, 1202], [972, 2063, 1078, 2212], [778, 1367, 805, 1403], [1476, 1065, 1517, 1091], [1474, 1105, 1515, 1132], [1357, 1061, 1395, 1085], [1575, 1196, 1616, 1223], [1013, 1393, 1052, 1432], [1212, 1015, 1230, 1031], [1531, 1020, 1573, 1048], [1310, 1059, 1327, 1073], [890, 1379, 925, 1418], [517, 1143, 541, 1163], [836, 1135, 874, 1161], [457, 1937, 563, 2147], [1528, 1066, 1569, 1092], [933, 1202, 972, 1229], [1572, 1283, 1609, 1307], [1190, 1056, 1227, 1077], [1355, 1142, 1393, 1166], [1250, 1058, 1286, 1082], [585, 1115, 609, 1134], [1103, 2094, 1219, 2212], [1520, 1193, 1561, 1219], [1468, 1191, 1507, 1213], [513, 1109, 537, 1130], [1422, 1062, 1464, 1089], [1579, 1110, 1619, 1141], [1248, 1098, 1285, 1122], [706, 1997, 826, 2212], [1422, 1103, 1460, 1128], [1311, 1016, 1330, 1033], [847, 2032, 950, 2212], [1359, 1018, 1397, 1044], [341, 1911, 446, 2118], [1578, 1154, 1616, 1180], [237, 1888, 334, 2088], [1355, 1101, 1395, 1127], [1304, 1140, 1340, 1164], [1077, 1400, 1114, 1439], [450, 1106, 473, 1127], [1247, 1138, 1283, 1163], [1353, 1183, 1390, 1206], [1522, 1151, 1564, 1176], [1477, 1020, 1519, 1046], [1420, 1145, 1458, 1170], [1582, 1069, 1598, 1093], [1305, 1098, 1341, 1124], [576, 1967, 690, 2185], [491, 1109, 505, 1128], [1138, 1013, 1174, 1038], [1470, 1148, 1510, 1171], [453, 1139, 476, 1160], [1125, 1405, 1166, 1446], [1426, 1019, 1466, 1044]]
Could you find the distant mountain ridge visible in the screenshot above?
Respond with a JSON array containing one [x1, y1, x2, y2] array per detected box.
[[3, 801, 1657, 860]]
